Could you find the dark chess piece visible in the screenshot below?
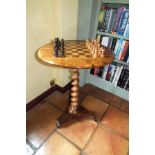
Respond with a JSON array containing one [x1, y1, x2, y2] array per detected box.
[[53, 38, 59, 57], [61, 38, 65, 57]]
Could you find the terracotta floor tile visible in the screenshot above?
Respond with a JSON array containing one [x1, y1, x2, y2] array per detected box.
[[80, 84, 97, 94], [45, 90, 69, 111], [26, 144, 34, 155], [101, 106, 129, 138], [81, 95, 109, 121], [57, 119, 97, 149], [26, 101, 62, 148], [84, 126, 128, 155], [35, 132, 80, 155], [90, 88, 122, 108], [121, 100, 129, 113]]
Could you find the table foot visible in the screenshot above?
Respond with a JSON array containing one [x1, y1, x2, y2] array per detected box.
[[56, 105, 97, 128]]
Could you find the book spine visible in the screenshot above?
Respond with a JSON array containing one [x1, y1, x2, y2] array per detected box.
[[118, 40, 126, 60], [98, 67, 104, 77], [90, 68, 94, 75], [123, 21, 129, 38], [117, 10, 129, 36], [102, 7, 111, 32], [113, 65, 124, 86], [115, 39, 124, 59], [102, 65, 109, 79], [110, 38, 117, 51], [106, 64, 112, 81], [108, 9, 117, 33], [112, 65, 120, 84], [94, 67, 100, 76], [98, 6, 106, 32], [123, 48, 129, 62], [117, 65, 125, 86], [119, 67, 129, 88], [101, 36, 110, 47], [110, 64, 116, 82], [112, 7, 126, 33], [120, 41, 129, 61], [106, 9, 114, 32]]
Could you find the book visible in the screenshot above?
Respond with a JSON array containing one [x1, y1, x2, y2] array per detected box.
[[118, 40, 126, 60], [98, 67, 104, 77], [108, 8, 117, 32], [117, 9, 129, 36], [123, 21, 129, 38], [102, 7, 111, 32], [110, 9, 117, 33], [110, 38, 117, 51], [90, 68, 94, 75], [120, 41, 129, 61], [106, 64, 112, 81], [94, 67, 100, 76], [102, 65, 109, 79], [101, 36, 110, 47], [112, 7, 126, 33], [110, 64, 117, 82], [114, 39, 124, 59], [119, 67, 129, 88], [117, 65, 126, 86], [124, 79, 129, 90], [106, 9, 116, 32], [97, 5, 106, 32], [112, 64, 124, 86], [123, 47, 129, 62]]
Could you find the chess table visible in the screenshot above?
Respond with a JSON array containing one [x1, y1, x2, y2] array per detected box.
[[37, 40, 114, 128]]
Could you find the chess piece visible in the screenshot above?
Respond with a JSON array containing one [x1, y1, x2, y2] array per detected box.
[[92, 47, 98, 58], [61, 38, 65, 57], [53, 38, 59, 57], [100, 48, 105, 58]]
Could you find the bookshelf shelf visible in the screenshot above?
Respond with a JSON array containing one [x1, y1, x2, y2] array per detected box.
[[86, 73, 129, 100], [113, 59, 129, 65], [102, 0, 129, 4], [97, 31, 129, 40]]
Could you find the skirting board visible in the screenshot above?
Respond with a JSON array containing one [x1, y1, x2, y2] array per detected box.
[[26, 81, 72, 112]]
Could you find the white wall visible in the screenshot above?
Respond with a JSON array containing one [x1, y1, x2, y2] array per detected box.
[[26, 0, 78, 102]]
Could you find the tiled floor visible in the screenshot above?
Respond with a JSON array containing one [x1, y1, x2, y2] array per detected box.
[[26, 84, 129, 155]]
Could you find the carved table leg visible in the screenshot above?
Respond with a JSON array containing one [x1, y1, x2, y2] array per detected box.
[[56, 69, 97, 128]]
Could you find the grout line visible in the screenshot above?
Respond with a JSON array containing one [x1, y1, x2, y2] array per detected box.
[[99, 123, 129, 141], [56, 130, 82, 151], [26, 139, 37, 152], [99, 104, 111, 121], [33, 128, 57, 155], [89, 93, 128, 113], [82, 124, 99, 151]]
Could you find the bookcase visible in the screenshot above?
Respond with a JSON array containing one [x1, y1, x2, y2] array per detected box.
[[82, 0, 129, 101]]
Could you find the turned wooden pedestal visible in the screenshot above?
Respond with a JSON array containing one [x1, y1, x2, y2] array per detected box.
[[37, 40, 114, 128], [56, 69, 97, 128]]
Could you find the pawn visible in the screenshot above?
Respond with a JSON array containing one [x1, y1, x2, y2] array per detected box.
[[92, 47, 98, 58], [100, 48, 105, 58]]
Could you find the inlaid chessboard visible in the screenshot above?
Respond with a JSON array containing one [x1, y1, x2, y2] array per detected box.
[[37, 40, 114, 68], [63, 40, 92, 58]]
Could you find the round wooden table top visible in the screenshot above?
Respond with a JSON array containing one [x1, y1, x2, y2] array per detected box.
[[37, 40, 114, 69]]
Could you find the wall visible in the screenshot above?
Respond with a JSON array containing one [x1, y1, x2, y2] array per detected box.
[[26, 0, 78, 102]]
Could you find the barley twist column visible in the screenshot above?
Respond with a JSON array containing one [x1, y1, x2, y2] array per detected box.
[[68, 69, 79, 114]]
